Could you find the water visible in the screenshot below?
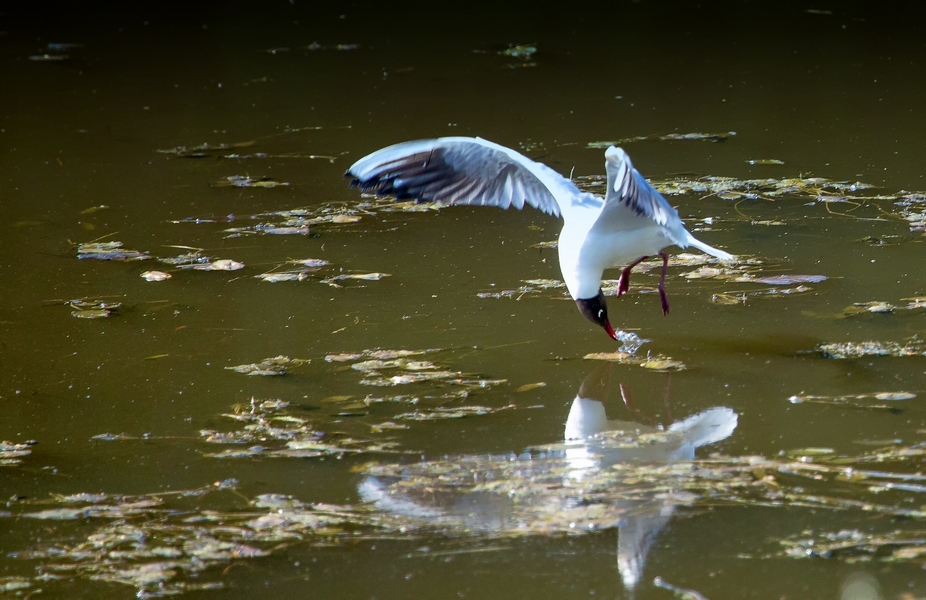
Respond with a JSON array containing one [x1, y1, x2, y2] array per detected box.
[[2, 2, 926, 598]]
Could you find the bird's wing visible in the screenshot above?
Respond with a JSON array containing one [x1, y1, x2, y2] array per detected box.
[[589, 146, 687, 242], [346, 137, 600, 219]]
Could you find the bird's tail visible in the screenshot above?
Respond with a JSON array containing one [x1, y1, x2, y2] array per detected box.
[[683, 232, 735, 261]]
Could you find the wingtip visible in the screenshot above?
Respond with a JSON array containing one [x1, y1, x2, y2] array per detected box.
[[604, 146, 626, 160]]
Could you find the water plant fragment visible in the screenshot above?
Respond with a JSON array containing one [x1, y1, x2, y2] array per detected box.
[[212, 175, 290, 188], [1, 440, 34, 466], [140, 270, 171, 282], [77, 241, 151, 261], [818, 341, 926, 359], [225, 356, 310, 376]]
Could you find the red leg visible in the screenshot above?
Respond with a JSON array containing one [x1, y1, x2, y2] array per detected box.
[[618, 255, 649, 297], [658, 251, 670, 315]]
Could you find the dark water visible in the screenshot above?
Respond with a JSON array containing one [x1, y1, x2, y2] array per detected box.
[[2, 2, 926, 598]]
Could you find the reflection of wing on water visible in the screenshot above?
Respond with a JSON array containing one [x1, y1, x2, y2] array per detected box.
[[564, 382, 737, 589], [358, 365, 738, 592]]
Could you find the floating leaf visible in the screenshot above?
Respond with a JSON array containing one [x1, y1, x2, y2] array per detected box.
[[588, 132, 734, 148], [788, 391, 915, 412], [640, 357, 686, 372], [818, 341, 925, 359], [212, 175, 289, 188], [0, 440, 34, 466], [394, 405, 514, 421], [177, 259, 244, 271], [225, 356, 310, 376], [77, 241, 151, 261], [54, 297, 123, 319], [321, 272, 390, 286], [753, 275, 827, 285], [255, 270, 312, 283], [515, 382, 546, 393], [140, 270, 171, 282], [289, 258, 330, 267]]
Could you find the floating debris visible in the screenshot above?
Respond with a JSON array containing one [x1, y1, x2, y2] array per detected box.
[[140, 270, 171, 282], [515, 382, 546, 393], [477, 278, 568, 300], [640, 357, 686, 372], [777, 528, 926, 562], [584, 351, 683, 371], [818, 341, 926, 359], [8, 429, 926, 596], [212, 175, 290, 188], [200, 397, 401, 459], [321, 272, 391, 286], [1, 440, 34, 466], [29, 53, 69, 61], [746, 159, 785, 166], [255, 270, 312, 283], [77, 241, 151, 261], [305, 42, 360, 51], [156, 141, 255, 158], [323, 348, 505, 393], [573, 172, 886, 206], [840, 299, 926, 317], [500, 43, 537, 60], [394, 405, 515, 421], [289, 258, 330, 268], [894, 193, 926, 232], [753, 274, 827, 285], [225, 356, 310, 376], [531, 240, 558, 249], [177, 198, 440, 237], [175, 259, 245, 271], [325, 349, 436, 363], [789, 391, 915, 412], [51, 297, 124, 319], [653, 577, 708, 600], [588, 132, 734, 148]]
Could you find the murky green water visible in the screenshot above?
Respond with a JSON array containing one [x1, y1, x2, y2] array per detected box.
[[3, 2, 926, 598]]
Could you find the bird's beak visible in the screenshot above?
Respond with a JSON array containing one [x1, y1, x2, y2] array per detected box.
[[604, 320, 618, 341]]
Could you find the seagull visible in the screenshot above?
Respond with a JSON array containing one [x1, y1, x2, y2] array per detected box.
[[346, 137, 734, 340]]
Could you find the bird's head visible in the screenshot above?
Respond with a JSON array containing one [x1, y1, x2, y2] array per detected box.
[[575, 289, 618, 341]]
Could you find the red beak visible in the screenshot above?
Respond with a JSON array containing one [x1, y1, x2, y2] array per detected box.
[[604, 320, 618, 341]]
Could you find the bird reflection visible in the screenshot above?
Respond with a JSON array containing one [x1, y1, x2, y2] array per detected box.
[[564, 364, 737, 589], [359, 363, 738, 592]]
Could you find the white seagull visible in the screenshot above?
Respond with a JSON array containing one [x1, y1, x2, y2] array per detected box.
[[346, 137, 734, 340]]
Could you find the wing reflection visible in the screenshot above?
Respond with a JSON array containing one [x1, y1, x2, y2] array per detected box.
[[359, 364, 738, 591]]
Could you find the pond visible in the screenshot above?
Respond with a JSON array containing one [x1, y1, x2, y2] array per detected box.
[[2, 2, 925, 598]]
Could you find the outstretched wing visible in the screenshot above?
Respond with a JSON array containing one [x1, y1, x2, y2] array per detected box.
[[602, 146, 680, 227], [346, 137, 590, 218]]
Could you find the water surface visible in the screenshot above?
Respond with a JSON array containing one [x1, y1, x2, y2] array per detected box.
[[2, 2, 926, 598]]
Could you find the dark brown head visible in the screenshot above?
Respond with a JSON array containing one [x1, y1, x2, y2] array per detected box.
[[575, 289, 618, 341]]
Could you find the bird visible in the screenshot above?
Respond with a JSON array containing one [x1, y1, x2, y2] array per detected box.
[[345, 136, 734, 340]]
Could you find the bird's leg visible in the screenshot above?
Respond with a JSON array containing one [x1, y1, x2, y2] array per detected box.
[[618, 255, 650, 297], [658, 251, 670, 315]]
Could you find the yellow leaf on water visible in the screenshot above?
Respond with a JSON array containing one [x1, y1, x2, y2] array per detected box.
[[515, 382, 546, 393]]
